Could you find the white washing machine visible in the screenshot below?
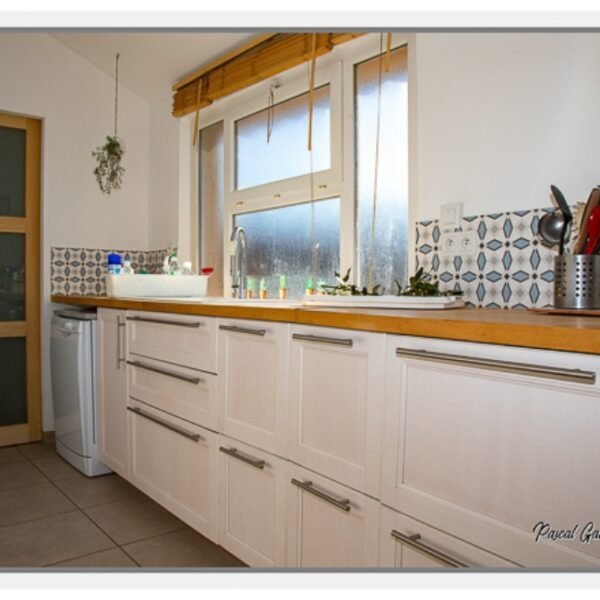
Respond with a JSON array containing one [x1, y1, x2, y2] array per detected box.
[[50, 309, 111, 477]]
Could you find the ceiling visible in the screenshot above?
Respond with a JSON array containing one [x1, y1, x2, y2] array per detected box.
[[52, 32, 257, 101]]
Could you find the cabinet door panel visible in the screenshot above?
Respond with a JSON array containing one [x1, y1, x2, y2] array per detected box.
[[289, 326, 384, 496], [218, 320, 288, 455], [129, 399, 218, 541], [382, 335, 600, 567], [286, 463, 379, 568], [128, 311, 217, 373], [97, 309, 128, 478], [129, 356, 217, 429], [218, 436, 286, 567]]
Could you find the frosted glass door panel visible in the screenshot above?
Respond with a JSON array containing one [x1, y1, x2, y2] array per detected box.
[[0, 233, 25, 321], [0, 337, 26, 426], [0, 126, 26, 217], [235, 85, 331, 190]]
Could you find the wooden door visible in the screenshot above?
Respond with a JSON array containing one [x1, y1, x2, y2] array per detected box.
[[97, 308, 129, 477], [0, 112, 41, 446]]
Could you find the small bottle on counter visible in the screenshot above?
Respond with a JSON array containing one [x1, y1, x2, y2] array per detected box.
[[279, 275, 288, 300], [107, 253, 122, 275], [122, 260, 135, 275], [259, 278, 267, 300], [181, 261, 194, 275], [246, 277, 256, 299], [305, 276, 315, 296], [168, 253, 181, 275]]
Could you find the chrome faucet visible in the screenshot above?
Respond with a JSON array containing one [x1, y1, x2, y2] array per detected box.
[[230, 226, 247, 299]]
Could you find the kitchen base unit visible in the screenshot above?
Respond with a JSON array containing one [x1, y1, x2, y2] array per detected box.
[[128, 398, 219, 543], [217, 436, 287, 567]]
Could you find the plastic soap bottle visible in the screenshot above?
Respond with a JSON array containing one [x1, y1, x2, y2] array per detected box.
[[169, 253, 180, 275], [181, 261, 194, 276], [107, 253, 123, 275], [122, 260, 135, 275]]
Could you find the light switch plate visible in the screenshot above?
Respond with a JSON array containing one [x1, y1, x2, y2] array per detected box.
[[440, 202, 463, 231]]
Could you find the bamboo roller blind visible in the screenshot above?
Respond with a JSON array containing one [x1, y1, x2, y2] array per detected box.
[[171, 33, 363, 118]]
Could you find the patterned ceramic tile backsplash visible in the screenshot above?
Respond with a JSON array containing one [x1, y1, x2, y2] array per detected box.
[[415, 208, 558, 309], [51, 247, 172, 296]]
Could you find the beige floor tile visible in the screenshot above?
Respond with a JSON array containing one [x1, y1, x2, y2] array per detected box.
[[32, 455, 82, 481], [122, 528, 246, 568], [50, 547, 138, 568], [0, 461, 47, 491], [84, 497, 185, 545], [0, 447, 27, 465], [0, 482, 76, 527], [17, 443, 58, 461], [0, 510, 115, 567], [54, 474, 147, 508]]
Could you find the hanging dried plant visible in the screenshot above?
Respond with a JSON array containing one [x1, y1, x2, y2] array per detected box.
[[92, 53, 125, 194], [92, 136, 125, 194]]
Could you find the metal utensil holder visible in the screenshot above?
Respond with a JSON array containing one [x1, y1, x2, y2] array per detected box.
[[554, 255, 600, 309]]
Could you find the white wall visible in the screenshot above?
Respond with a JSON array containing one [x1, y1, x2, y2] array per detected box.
[[414, 32, 600, 221], [148, 93, 180, 250], [0, 33, 151, 431]]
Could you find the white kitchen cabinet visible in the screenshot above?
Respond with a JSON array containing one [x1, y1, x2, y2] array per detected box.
[[128, 355, 218, 430], [217, 435, 286, 567], [288, 325, 385, 496], [127, 311, 217, 373], [379, 506, 517, 568], [218, 319, 288, 456], [97, 308, 129, 478], [128, 398, 218, 542], [382, 335, 600, 568], [286, 463, 380, 567]]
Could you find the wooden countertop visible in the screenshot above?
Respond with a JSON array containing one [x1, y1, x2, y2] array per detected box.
[[50, 295, 600, 355]]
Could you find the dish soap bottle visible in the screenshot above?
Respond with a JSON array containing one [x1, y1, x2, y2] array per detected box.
[[122, 260, 135, 275], [168, 253, 180, 275], [181, 261, 194, 276]]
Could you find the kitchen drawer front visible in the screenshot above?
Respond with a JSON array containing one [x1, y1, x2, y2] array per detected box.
[[217, 436, 286, 567], [128, 355, 217, 430], [288, 325, 385, 497], [286, 463, 380, 568], [379, 506, 517, 568], [127, 311, 217, 373], [218, 319, 288, 456], [382, 335, 600, 567], [128, 399, 218, 542]]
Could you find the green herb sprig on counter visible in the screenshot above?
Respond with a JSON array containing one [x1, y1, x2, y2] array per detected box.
[[395, 267, 463, 297], [320, 268, 384, 296]]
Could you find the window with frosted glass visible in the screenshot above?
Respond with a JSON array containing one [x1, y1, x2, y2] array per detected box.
[[234, 198, 340, 299], [198, 121, 224, 297], [235, 85, 331, 190], [356, 46, 409, 293]]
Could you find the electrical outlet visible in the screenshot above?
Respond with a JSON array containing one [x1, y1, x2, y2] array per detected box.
[[460, 231, 477, 256], [440, 231, 477, 256]]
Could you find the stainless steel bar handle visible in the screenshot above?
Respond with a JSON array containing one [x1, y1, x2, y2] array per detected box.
[[127, 405, 202, 442], [117, 315, 126, 370], [219, 324, 266, 336], [290, 478, 351, 512], [390, 530, 468, 568], [127, 315, 203, 328], [219, 446, 266, 470], [126, 360, 204, 385], [292, 333, 353, 348], [396, 347, 596, 385]]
